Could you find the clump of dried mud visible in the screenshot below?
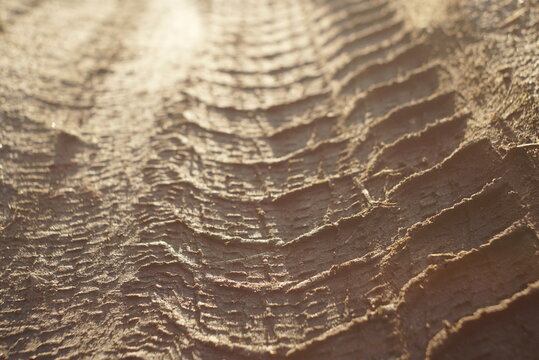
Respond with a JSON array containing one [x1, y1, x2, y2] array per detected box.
[[0, 0, 538, 359]]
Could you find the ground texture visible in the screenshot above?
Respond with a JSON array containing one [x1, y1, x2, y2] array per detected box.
[[0, 0, 538, 359]]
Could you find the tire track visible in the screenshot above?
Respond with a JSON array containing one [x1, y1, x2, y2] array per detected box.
[[1, 0, 538, 359]]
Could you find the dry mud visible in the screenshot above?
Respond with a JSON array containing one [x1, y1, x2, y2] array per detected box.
[[0, 0, 538, 359]]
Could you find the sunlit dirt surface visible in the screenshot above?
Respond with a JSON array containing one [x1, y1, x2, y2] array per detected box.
[[0, 0, 538, 359]]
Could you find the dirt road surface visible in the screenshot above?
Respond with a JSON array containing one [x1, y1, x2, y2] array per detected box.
[[1, 0, 538, 359]]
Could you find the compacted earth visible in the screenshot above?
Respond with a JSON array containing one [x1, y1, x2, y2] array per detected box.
[[0, 0, 538, 359]]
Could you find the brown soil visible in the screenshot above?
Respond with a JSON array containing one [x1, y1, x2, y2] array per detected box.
[[0, 0, 538, 359]]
